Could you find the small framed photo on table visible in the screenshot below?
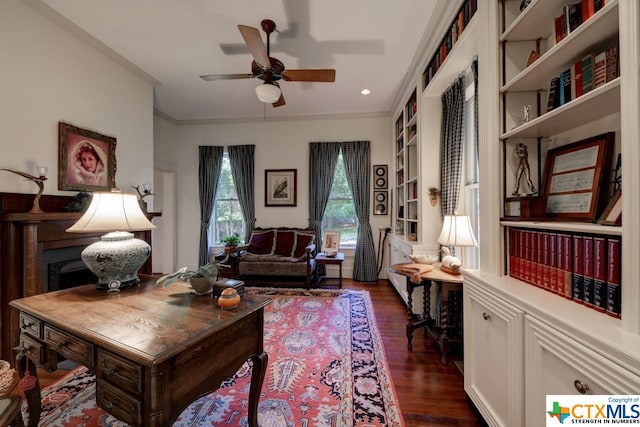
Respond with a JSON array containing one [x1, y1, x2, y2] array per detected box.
[[321, 231, 340, 255]]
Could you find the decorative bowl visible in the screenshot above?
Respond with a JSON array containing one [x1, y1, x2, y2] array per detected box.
[[189, 277, 215, 295]]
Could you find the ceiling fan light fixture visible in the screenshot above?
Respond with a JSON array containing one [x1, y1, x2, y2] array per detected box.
[[255, 83, 281, 103]]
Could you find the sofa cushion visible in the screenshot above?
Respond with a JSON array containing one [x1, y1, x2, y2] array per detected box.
[[248, 230, 275, 254], [293, 232, 315, 258], [274, 230, 295, 257]]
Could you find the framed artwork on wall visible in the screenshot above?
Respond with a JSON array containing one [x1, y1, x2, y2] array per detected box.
[[265, 169, 297, 206], [58, 122, 117, 192]]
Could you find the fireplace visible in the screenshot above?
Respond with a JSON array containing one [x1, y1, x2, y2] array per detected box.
[[0, 192, 155, 362], [42, 246, 97, 292]]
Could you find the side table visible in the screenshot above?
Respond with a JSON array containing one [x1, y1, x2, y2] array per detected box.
[[315, 253, 344, 288], [390, 263, 464, 364]]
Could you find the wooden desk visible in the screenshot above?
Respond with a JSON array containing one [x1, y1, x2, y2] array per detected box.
[[9, 278, 271, 426], [390, 263, 464, 363]]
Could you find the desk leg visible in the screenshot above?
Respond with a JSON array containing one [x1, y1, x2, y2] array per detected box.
[[406, 278, 415, 350], [439, 283, 449, 364], [248, 351, 268, 427]]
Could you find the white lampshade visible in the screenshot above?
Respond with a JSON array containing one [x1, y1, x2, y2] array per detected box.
[[67, 191, 156, 291], [67, 192, 155, 233], [438, 215, 477, 247], [255, 83, 281, 103]]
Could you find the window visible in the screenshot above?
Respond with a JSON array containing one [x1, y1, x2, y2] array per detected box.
[[208, 152, 245, 246], [463, 70, 480, 268], [321, 152, 358, 248]]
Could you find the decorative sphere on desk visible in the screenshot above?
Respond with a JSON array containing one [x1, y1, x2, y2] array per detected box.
[[218, 288, 241, 309]]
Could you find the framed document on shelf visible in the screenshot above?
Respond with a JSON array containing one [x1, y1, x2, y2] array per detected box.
[[543, 133, 614, 221]]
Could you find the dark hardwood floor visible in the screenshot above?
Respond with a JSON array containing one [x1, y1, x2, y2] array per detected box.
[[340, 278, 487, 427]]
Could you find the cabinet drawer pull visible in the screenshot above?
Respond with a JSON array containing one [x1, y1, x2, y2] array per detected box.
[[21, 320, 34, 329], [574, 380, 590, 394], [104, 398, 119, 409], [482, 312, 491, 320], [108, 366, 120, 376], [56, 341, 68, 349]]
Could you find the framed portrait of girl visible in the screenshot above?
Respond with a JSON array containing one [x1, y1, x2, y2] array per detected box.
[[58, 122, 117, 192]]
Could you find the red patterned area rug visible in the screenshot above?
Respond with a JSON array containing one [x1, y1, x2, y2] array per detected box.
[[26, 288, 405, 426]]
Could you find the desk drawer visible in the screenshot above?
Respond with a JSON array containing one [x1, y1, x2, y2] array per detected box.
[[97, 349, 143, 394], [96, 378, 143, 426], [19, 334, 47, 366], [19, 313, 42, 339], [43, 325, 93, 366]]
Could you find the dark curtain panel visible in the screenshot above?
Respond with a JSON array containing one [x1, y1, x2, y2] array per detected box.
[[198, 146, 224, 266], [308, 142, 341, 248], [342, 141, 378, 282], [228, 144, 255, 243], [440, 75, 466, 217], [472, 58, 479, 167]]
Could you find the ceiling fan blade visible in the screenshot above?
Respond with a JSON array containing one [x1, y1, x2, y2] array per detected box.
[[200, 74, 253, 81], [237, 25, 271, 70], [281, 69, 336, 82], [273, 92, 286, 107]]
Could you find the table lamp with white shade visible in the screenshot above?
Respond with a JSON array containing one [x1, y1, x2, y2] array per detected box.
[[437, 214, 477, 275], [66, 191, 156, 291]]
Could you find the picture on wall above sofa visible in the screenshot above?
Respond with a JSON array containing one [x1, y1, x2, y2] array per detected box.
[[58, 122, 117, 192], [265, 169, 297, 207]]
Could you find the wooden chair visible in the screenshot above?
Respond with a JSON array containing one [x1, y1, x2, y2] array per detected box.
[[0, 350, 43, 427]]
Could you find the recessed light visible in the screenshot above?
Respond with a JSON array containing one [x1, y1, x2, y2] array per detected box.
[[360, 89, 371, 95]]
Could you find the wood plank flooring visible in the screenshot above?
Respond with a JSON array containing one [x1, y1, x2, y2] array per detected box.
[[340, 278, 487, 427]]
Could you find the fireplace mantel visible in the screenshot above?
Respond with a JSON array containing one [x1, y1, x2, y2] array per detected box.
[[0, 193, 154, 362]]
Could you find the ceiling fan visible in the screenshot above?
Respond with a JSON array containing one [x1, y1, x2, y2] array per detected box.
[[200, 19, 336, 107]]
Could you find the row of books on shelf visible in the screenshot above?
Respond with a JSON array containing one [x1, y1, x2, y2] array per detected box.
[[553, 0, 605, 44], [508, 228, 621, 318], [547, 42, 618, 112], [422, 0, 477, 89]]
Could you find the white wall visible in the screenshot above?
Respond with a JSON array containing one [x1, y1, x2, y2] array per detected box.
[[154, 114, 393, 272], [0, 0, 154, 196]]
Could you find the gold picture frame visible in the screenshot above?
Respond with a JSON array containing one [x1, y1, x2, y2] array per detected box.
[[58, 122, 116, 192]]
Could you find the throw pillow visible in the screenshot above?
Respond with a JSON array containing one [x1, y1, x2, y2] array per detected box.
[[275, 230, 295, 257], [293, 232, 315, 258], [248, 230, 275, 255]]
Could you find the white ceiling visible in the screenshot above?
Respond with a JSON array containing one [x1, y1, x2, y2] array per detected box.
[[37, 0, 442, 121]]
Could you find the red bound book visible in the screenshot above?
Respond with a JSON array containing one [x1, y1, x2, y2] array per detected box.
[[509, 228, 517, 279], [562, 233, 573, 299], [536, 231, 544, 288], [542, 232, 551, 291], [572, 234, 584, 303], [549, 233, 558, 294], [523, 230, 531, 284], [574, 58, 583, 98], [583, 236, 594, 307], [593, 236, 607, 312], [606, 236, 621, 318]]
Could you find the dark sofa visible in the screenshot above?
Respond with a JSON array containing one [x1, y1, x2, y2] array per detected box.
[[235, 227, 316, 288]]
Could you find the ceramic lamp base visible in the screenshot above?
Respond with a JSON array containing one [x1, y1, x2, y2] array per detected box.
[[81, 231, 151, 290]]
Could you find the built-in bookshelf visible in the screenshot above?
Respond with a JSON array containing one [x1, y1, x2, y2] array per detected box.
[[422, 0, 477, 89], [499, 0, 621, 314], [393, 90, 418, 240]]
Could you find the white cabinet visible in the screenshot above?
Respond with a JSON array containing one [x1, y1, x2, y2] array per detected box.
[[464, 277, 524, 427], [525, 315, 640, 426], [464, 270, 640, 426]]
